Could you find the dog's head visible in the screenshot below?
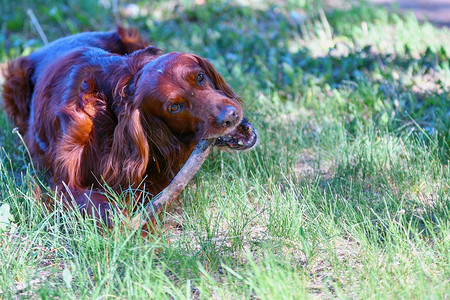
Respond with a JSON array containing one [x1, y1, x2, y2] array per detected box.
[[105, 50, 257, 186], [130, 52, 257, 150]]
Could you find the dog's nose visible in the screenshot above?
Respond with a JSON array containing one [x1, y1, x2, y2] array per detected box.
[[216, 105, 239, 128]]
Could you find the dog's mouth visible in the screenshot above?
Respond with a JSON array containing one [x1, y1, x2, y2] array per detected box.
[[215, 118, 258, 150]]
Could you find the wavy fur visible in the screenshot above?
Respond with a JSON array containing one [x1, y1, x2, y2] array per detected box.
[[1, 27, 246, 224]]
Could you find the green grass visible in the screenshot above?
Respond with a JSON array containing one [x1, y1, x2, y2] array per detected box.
[[1, 0, 449, 298]]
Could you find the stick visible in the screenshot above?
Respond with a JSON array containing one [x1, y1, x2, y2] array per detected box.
[[129, 139, 214, 230]]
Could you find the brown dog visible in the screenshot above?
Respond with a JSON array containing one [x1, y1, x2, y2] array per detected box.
[[2, 27, 257, 224]]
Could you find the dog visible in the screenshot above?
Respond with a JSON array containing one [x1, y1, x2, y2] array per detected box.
[[2, 27, 257, 225]]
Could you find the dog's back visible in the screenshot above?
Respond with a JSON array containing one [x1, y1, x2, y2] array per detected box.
[[2, 27, 146, 134]]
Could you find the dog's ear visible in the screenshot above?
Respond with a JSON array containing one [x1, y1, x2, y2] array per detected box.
[[194, 55, 242, 104], [140, 114, 182, 178], [102, 106, 149, 189]]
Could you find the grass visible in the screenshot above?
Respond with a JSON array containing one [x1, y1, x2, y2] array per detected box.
[[0, 0, 449, 298]]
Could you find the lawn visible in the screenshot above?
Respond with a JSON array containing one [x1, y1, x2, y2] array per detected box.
[[0, 0, 449, 298]]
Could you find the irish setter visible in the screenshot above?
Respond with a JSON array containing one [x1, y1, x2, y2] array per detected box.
[[2, 27, 257, 225]]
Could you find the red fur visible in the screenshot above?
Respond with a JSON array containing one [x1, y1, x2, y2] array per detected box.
[[2, 27, 245, 225], [2, 57, 34, 133]]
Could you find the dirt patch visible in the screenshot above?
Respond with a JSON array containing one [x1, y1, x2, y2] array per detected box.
[[295, 149, 335, 181]]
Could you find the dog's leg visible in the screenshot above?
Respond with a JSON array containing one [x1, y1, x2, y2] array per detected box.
[[60, 188, 118, 227]]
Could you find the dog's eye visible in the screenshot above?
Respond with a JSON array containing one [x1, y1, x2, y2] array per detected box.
[[169, 104, 181, 113], [196, 73, 204, 84]]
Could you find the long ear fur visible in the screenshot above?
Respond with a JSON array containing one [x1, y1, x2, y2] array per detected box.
[[102, 106, 149, 189], [194, 55, 243, 104], [140, 113, 182, 179], [101, 48, 168, 189]]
